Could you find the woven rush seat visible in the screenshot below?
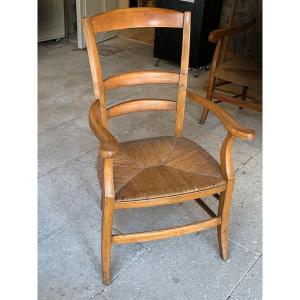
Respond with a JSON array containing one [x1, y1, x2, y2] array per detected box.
[[215, 56, 262, 91], [97, 136, 226, 202]]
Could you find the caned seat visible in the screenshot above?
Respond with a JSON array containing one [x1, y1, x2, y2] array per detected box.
[[97, 136, 226, 202], [215, 56, 262, 91], [82, 7, 255, 286]]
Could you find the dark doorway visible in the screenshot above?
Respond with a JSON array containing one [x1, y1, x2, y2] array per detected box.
[[130, 0, 138, 7]]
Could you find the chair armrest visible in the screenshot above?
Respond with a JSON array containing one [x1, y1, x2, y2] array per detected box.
[[89, 100, 119, 158], [186, 91, 256, 140], [208, 17, 256, 43]]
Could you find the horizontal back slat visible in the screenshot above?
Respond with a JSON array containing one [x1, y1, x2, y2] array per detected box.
[[104, 71, 179, 90], [107, 99, 176, 118], [91, 8, 184, 33]]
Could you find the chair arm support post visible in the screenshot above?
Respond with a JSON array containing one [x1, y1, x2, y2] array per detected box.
[[186, 91, 256, 140], [89, 100, 119, 158], [220, 133, 235, 181], [103, 158, 115, 198]]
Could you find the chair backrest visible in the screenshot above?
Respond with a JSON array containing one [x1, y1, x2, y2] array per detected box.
[[82, 8, 191, 137]]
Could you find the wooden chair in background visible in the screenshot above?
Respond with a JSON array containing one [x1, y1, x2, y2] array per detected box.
[[200, 0, 262, 124], [82, 7, 255, 286]]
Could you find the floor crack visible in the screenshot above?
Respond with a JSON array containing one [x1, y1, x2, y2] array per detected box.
[[226, 254, 262, 299]]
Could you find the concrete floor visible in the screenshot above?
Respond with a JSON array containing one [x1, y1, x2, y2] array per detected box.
[[38, 36, 262, 300]]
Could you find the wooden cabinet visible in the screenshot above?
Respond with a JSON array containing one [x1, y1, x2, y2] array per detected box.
[[38, 0, 65, 42], [38, 0, 118, 46]]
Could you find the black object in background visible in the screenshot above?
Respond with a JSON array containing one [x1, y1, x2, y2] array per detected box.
[[130, 0, 138, 7], [154, 0, 223, 77]]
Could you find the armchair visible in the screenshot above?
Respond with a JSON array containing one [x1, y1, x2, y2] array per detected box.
[[83, 7, 255, 286]]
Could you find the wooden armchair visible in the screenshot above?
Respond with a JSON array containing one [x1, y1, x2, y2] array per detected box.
[[82, 7, 255, 286], [200, 1, 262, 124]]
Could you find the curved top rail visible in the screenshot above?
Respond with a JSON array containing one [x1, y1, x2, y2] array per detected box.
[[88, 7, 184, 33]]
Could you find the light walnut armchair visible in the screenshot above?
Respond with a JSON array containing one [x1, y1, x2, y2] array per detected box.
[[82, 7, 255, 286]]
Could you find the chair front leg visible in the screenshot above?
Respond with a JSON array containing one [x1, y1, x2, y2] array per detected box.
[[200, 38, 222, 125], [218, 133, 235, 260], [101, 196, 114, 285], [217, 179, 235, 260], [200, 76, 216, 124], [239, 86, 248, 110], [101, 158, 115, 286]]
